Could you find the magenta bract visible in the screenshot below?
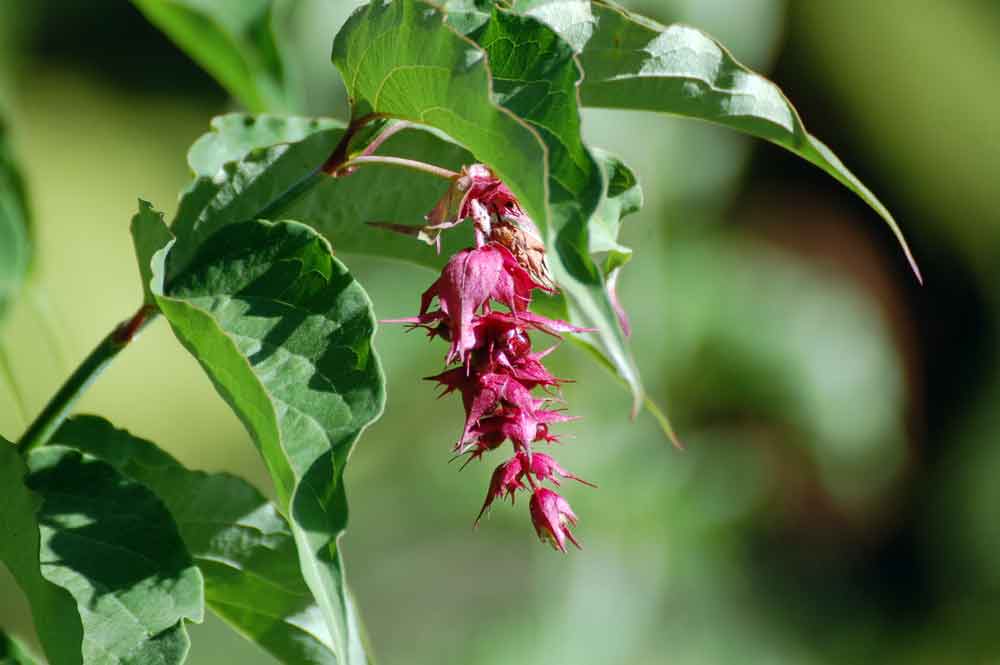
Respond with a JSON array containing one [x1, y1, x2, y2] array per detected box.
[[386, 165, 595, 551], [529, 488, 581, 552]]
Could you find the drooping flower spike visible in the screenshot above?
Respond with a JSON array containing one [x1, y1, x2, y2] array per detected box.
[[386, 163, 600, 552]]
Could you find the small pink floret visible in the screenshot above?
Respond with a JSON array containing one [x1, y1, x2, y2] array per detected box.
[[529, 488, 581, 553]]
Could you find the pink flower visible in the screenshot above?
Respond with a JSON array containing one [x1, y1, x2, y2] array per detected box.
[[419, 243, 549, 365], [384, 164, 598, 552], [418, 164, 525, 250], [475, 456, 526, 524], [518, 451, 595, 488], [529, 488, 581, 552]]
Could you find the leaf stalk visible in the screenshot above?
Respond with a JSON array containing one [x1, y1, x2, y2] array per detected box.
[[15, 305, 158, 455]]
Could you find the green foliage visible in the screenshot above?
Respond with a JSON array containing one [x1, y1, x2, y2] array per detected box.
[[186, 114, 343, 178], [130, 0, 298, 113], [333, 0, 649, 418], [0, 117, 31, 324], [0, 440, 83, 665], [0, 630, 41, 665], [3, 2, 922, 663], [588, 148, 641, 274], [578, 0, 920, 279], [134, 211, 384, 665], [52, 415, 340, 665], [165, 125, 342, 283], [0, 438, 202, 665]]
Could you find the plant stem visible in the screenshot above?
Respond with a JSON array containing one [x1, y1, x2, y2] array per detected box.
[[358, 121, 414, 157], [336, 155, 459, 180], [16, 305, 157, 455]]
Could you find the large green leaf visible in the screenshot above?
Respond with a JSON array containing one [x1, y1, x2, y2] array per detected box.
[[0, 630, 41, 665], [0, 117, 31, 324], [134, 210, 384, 665], [332, 0, 650, 416], [131, 0, 298, 113], [0, 439, 83, 665], [578, 0, 920, 279], [52, 415, 339, 665], [1, 437, 203, 665]]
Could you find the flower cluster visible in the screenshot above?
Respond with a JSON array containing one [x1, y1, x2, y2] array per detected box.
[[388, 165, 594, 552]]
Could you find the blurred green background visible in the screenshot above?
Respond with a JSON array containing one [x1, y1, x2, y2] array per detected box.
[[1, 1, 998, 663]]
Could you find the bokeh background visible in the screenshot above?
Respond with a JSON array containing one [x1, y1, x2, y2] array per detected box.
[[1, 1, 998, 663]]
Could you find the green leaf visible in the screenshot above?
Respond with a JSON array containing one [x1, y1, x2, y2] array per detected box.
[[52, 415, 340, 665], [187, 114, 343, 178], [131, 0, 298, 113], [276, 127, 475, 266], [332, 0, 652, 419], [139, 213, 384, 665], [442, 0, 595, 50], [0, 630, 42, 665], [28, 446, 204, 665], [0, 439, 83, 665], [175, 111, 643, 335], [440, 0, 492, 34], [0, 117, 31, 324], [578, 0, 921, 280], [1, 437, 204, 665], [589, 148, 640, 274], [333, 2, 547, 222], [165, 124, 343, 283], [130, 200, 173, 304], [508, 0, 595, 52]]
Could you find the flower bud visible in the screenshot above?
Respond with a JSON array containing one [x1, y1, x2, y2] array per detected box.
[[529, 488, 581, 552], [475, 457, 526, 524]]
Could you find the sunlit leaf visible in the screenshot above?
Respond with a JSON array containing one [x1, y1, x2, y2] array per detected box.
[[0, 440, 83, 665], [0, 438, 203, 665], [135, 209, 384, 665], [442, 0, 595, 50], [578, 0, 920, 280], [52, 415, 340, 665]]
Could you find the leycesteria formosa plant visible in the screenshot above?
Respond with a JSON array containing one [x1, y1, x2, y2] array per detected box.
[[0, 1, 920, 664]]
